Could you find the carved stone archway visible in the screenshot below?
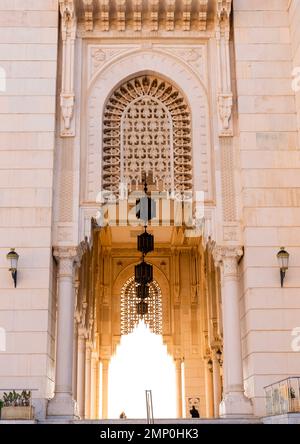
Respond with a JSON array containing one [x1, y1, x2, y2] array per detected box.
[[84, 50, 213, 209], [103, 75, 193, 195]]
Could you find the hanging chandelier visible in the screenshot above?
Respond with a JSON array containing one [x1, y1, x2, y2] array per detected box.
[[135, 174, 156, 317]]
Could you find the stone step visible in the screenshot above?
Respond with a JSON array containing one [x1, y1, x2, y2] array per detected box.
[[73, 418, 262, 425]]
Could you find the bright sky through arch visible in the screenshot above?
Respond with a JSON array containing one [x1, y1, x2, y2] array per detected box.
[[108, 320, 177, 419]]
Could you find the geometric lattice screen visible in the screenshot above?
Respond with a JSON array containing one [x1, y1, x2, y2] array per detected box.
[[103, 75, 192, 195], [120, 276, 163, 336]]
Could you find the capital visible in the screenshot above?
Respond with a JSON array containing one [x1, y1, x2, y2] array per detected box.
[[53, 246, 78, 277], [213, 245, 243, 279]]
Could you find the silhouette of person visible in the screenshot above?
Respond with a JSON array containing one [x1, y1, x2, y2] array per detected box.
[[190, 405, 200, 418]]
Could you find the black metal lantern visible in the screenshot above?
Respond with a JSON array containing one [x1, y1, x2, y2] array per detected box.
[[277, 247, 290, 287], [137, 301, 148, 316], [136, 195, 156, 223], [135, 260, 153, 286], [136, 283, 150, 300], [137, 229, 154, 255], [6, 248, 19, 288]]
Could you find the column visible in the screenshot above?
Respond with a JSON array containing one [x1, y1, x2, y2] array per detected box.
[[47, 247, 78, 418], [212, 351, 222, 418], [91, 353, 100, 419], [85, 342, 92, 419], [101, 359, 109, 419], [204, 360, 214, 418], [175, 359, 183, 418], [216, 247, 253, 417], [77, 330, 86, 419], [72, 320, 78, 401]]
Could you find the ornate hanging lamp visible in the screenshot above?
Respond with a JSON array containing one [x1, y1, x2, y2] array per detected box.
[[134, 174, 156, 316], [137, 228, 154, 255], [135, 259, 153, 286]]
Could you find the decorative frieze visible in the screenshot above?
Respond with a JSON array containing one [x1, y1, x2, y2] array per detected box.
[[116, 0, 126, 31], [133, 0, 142, 31], [83, 0, 94, 32], [149, 0, 159, 31], [166, 0, 176, 31], [182, 0, 192, 31], [99, 0, 109, 31], [74, 0, 211, 33]]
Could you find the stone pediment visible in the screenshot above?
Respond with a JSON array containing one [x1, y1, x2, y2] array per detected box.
[[71, 0, 222, 34]]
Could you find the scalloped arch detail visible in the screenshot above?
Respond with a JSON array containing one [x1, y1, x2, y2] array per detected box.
[[103, 74, 192, 194]]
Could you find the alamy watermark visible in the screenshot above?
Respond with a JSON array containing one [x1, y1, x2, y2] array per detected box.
[[0, 66, 6, 93], [292, 67, 300, 93], [94, 186, 206, 237], [0, 327, 6, 352], [291, 327, 300, 352]]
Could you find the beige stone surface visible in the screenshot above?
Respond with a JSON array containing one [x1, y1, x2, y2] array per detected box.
[[235, 0, 300, 418], [0, 0, 59, 412], [0, 0, 300, 422]]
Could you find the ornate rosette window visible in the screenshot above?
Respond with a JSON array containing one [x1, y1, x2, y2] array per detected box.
[[120, 276, 162, 335], [103, 75, 192, 195]]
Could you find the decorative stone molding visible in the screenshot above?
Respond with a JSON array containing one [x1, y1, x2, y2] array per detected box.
[[182, 0, 192, 31], [216, 0, 232, 37], [59, 0, 77, 137], [162, 46, 205, 81], [149, 0, 159, 31], [215, 0, 233, 136], [133, 0, 142, 31], [172, 248, 181, 306], [218, 93, 233, 134], [166, 0, 175, 31], [83, 0, 93, 32], [74, 0, 210, 33], [88, 45, 207, 86], [220, 137, 237, 223], [99, 0, 109, 31], [78, 326, 88, 345], [223, 225, 238, 242], [86, 50, 211, 202], [75, 239, 90, 267], [116, 0, 126, 31], [190, 248, 200, 305]]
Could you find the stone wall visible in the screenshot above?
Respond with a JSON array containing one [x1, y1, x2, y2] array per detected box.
[[289, 0, 300, 140], [233, 0, 300, 417], [0, 0, 59, 419]]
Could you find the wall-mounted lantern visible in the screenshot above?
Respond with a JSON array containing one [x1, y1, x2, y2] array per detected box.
[[6, 248, 19, 288], [277, 247, 289, 288]]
